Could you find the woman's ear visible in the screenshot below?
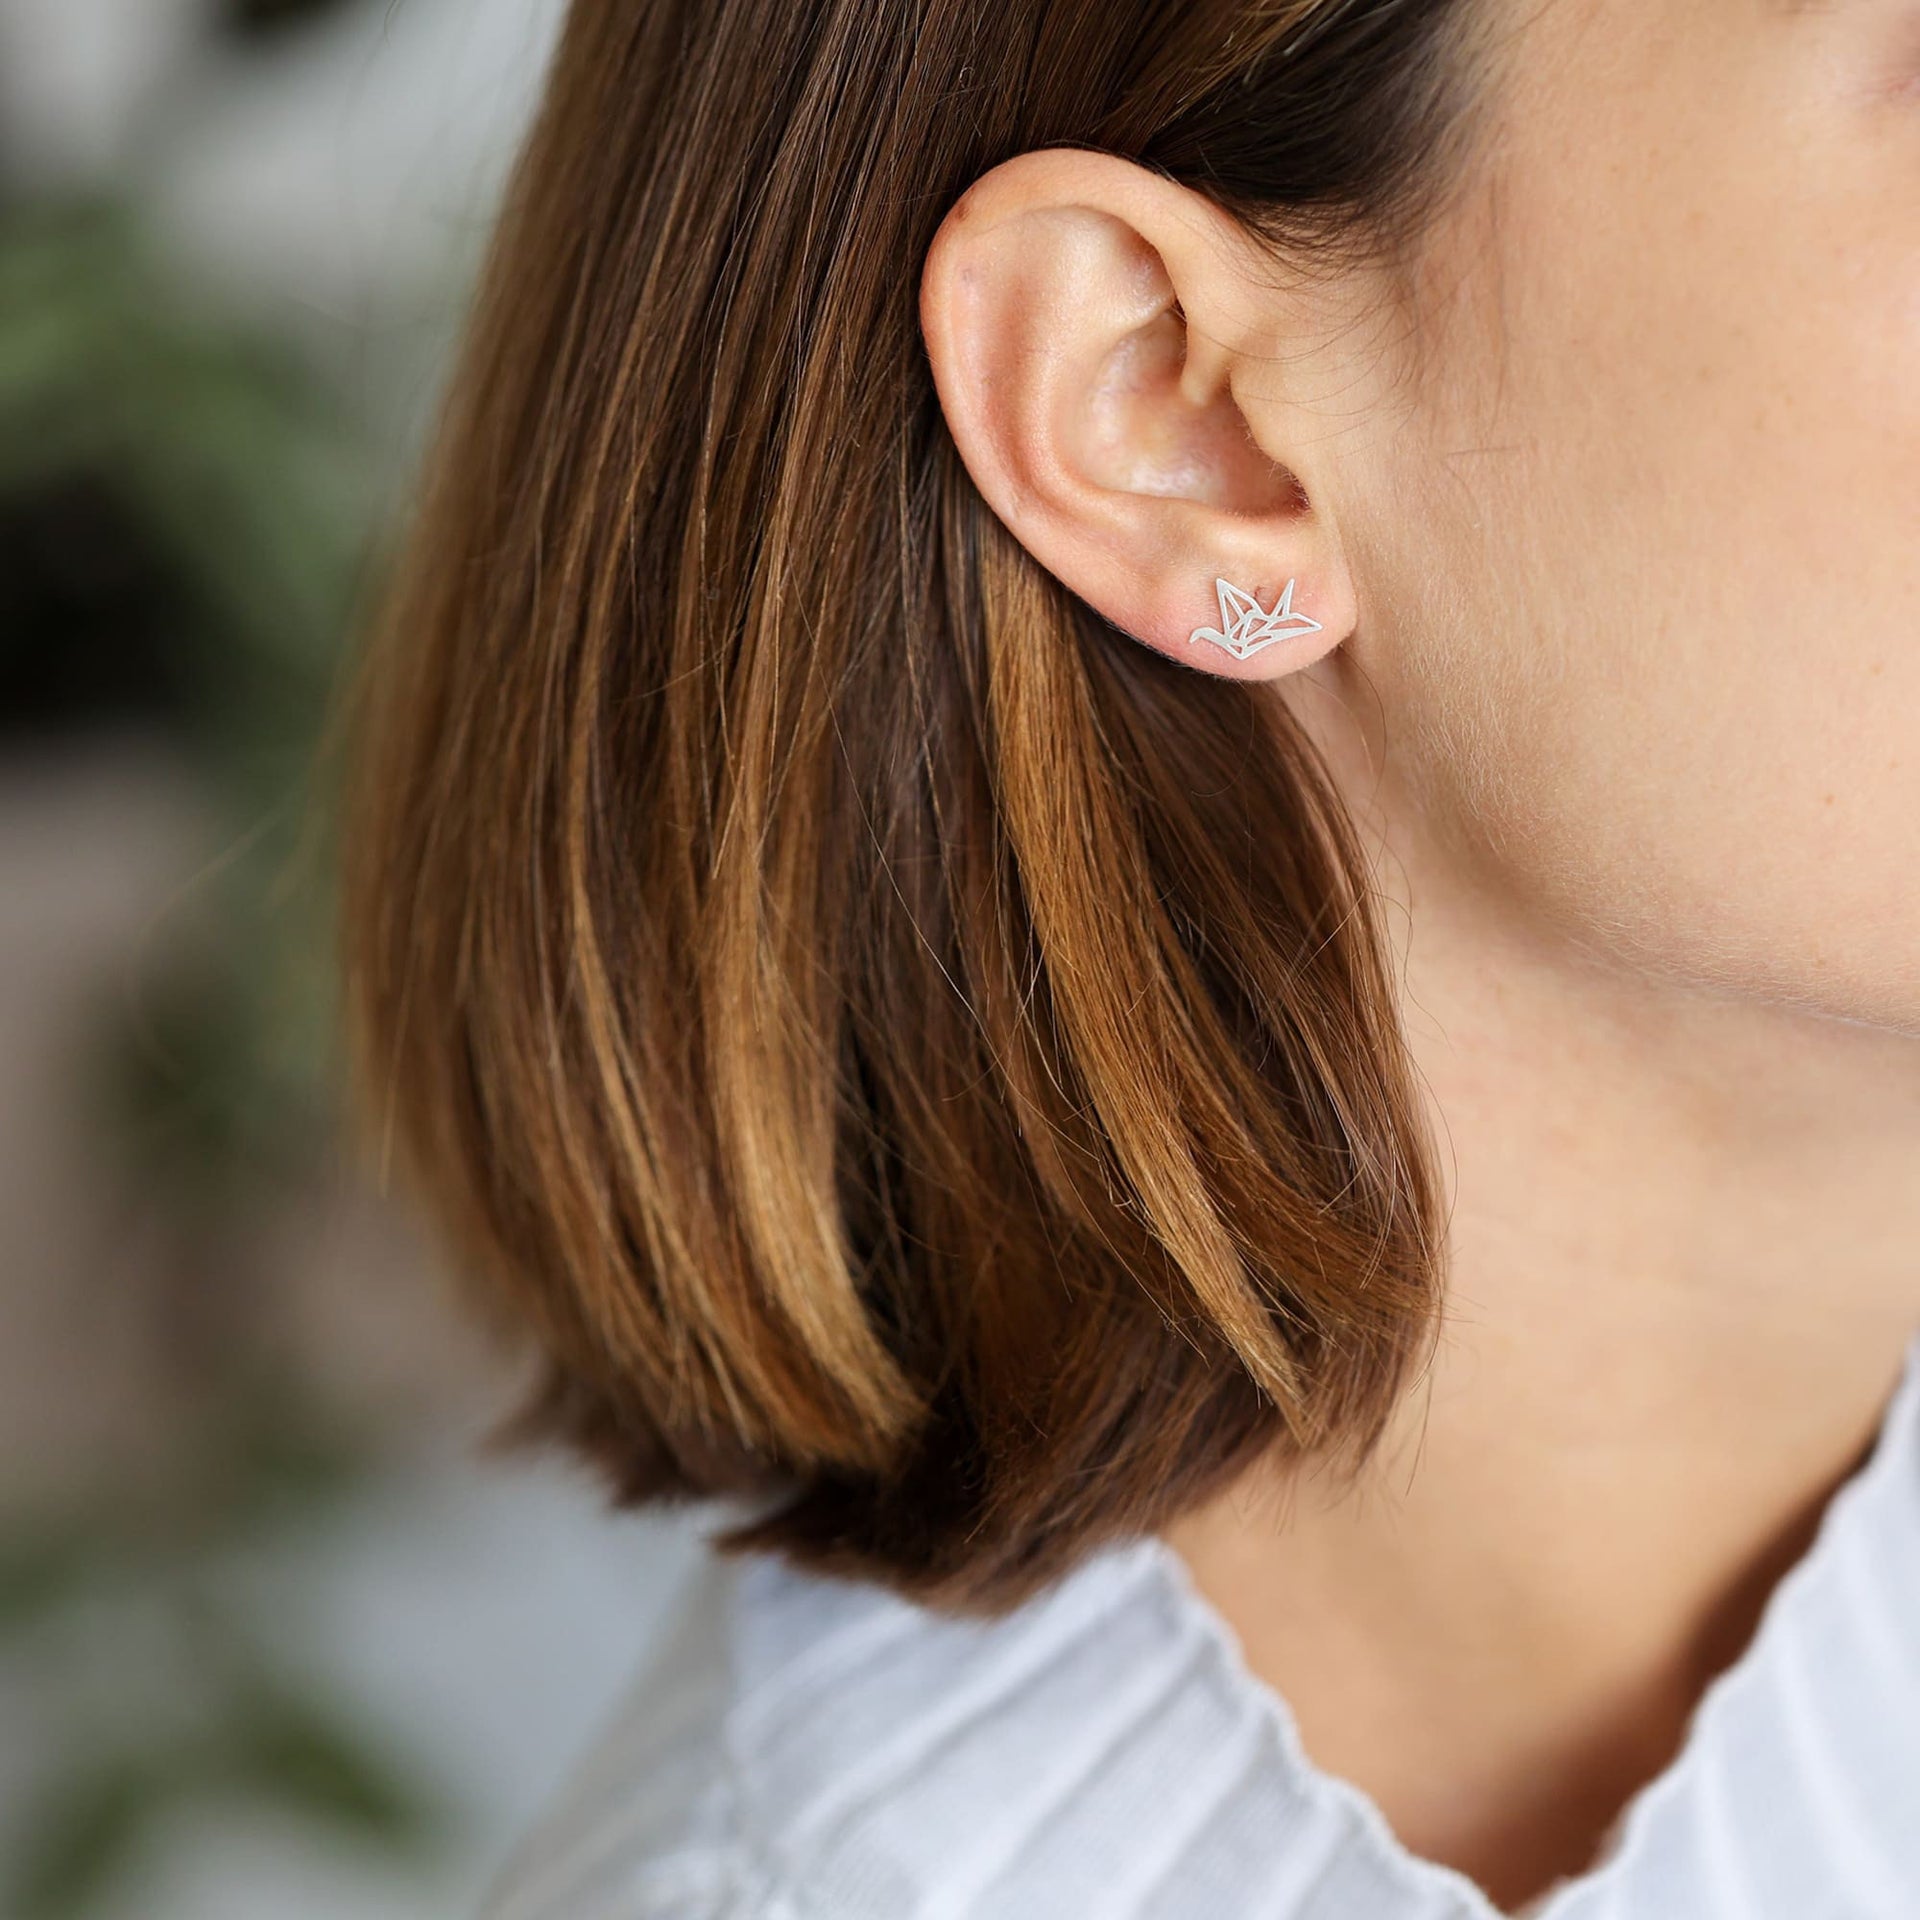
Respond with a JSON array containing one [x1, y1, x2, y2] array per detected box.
[[919, 147, 1362, 681]]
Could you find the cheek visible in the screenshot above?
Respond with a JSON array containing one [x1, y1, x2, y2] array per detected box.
[[1372, 137, 1920, 1026]]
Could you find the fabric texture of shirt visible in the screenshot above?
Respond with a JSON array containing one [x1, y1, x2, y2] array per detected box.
[[479, 1333, 1920, 1920]]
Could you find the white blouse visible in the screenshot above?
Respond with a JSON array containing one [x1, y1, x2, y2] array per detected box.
[[479, 1333, 1920, 1920]]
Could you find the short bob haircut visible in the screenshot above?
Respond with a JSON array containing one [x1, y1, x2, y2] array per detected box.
[[341, 0, 1487, 1615]]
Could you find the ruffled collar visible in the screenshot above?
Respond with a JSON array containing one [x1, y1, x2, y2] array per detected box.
[[728, 1332, 1920, 1919]]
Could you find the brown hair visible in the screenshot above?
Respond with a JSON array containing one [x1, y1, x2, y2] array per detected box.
[[341, 0, 1483, 1614]]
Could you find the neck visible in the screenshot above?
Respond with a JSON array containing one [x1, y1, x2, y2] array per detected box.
[[1163, 710, 1920, 1914]]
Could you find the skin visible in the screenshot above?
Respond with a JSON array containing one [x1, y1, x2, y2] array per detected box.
[[919, 0, 1920, 1910]]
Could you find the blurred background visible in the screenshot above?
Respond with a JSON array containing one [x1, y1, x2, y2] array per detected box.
[[0, 2, 707, 1915]]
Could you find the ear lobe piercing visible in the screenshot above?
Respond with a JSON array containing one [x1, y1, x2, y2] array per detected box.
[[1187, 577, 1322, 661]]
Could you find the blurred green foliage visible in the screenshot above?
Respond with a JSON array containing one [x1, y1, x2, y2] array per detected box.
[[0, 195, 382, 1159], [1, 1389, 440, 1919], [0, 198, 440, 1917], [220, 0, 369, 43], [0, 199, 373, 759]]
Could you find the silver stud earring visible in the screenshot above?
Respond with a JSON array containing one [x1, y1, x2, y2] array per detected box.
[[1187, 577, 1322, 661]]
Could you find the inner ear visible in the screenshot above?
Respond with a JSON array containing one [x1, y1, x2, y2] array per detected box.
[[1075, 276, 1305, 516]]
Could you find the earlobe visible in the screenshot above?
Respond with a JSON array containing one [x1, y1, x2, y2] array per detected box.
[[918, 147, 1358, 682], [1187, 576, 1324, 662], [1161, 569, 1352, 684]]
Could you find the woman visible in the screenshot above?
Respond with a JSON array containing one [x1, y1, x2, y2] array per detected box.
[[339, 0, 1920, 1912]]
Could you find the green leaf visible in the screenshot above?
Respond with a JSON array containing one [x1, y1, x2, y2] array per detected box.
[[209, 1674, 437, 1849], [7, 1756, 165, 1920], [0, 1524, 98, 1634]]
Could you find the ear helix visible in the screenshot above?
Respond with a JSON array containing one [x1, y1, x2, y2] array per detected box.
[[1187, 577, 1322, 661]]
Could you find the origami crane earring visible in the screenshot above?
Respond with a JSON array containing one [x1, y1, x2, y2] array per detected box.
[[1187, 577, 1322, 661]]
